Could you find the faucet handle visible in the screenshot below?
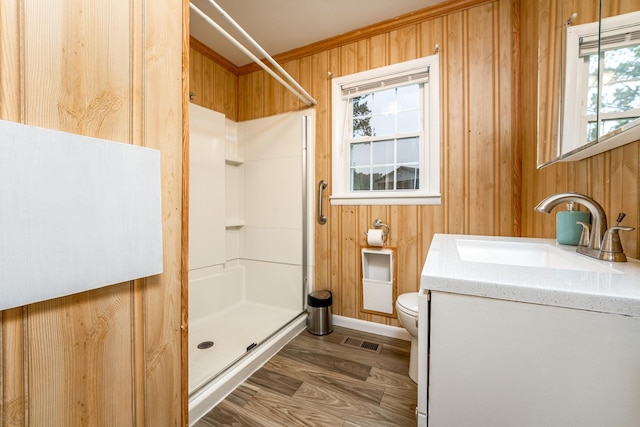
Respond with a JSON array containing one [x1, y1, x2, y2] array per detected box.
[[576, 221, 591, 247], [599, 226, 635, 262]]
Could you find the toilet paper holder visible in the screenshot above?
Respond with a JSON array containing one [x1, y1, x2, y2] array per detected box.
[[365, 219, 390, 243]]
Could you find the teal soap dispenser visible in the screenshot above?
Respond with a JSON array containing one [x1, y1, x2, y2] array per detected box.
[[556, 202, 591, 245]]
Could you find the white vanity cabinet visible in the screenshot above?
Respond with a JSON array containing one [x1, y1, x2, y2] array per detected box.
[[425, 291, 640, 427], [418, 234, 640, 427]]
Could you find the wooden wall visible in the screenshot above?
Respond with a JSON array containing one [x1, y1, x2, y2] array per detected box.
[[520, 0, 640, 260], [190, 0, 639, 334], [189, 38, 238, 120], [0, 0, 186, 425], [228, 0, 518, 327]]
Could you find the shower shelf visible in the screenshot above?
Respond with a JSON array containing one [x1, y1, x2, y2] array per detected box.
[[225, 219, 245, 228], [225, 158, 243, 166]]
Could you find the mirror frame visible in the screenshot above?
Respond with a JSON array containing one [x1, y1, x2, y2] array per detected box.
[[537, 0, 640, 168]]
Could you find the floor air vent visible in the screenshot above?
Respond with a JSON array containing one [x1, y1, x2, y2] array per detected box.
[[341, 336, 382, 353]]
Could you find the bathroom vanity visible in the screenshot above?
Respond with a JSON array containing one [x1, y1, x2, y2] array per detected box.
[[418, 234, 640, 426]]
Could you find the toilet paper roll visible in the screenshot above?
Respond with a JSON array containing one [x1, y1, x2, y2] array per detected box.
[[367, 229, 384, 247]]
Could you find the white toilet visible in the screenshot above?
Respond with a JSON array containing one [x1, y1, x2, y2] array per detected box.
[[396, 292, 419, 382]]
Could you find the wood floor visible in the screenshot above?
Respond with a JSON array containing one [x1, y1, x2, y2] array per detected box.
[[194, 325, 417, 426]]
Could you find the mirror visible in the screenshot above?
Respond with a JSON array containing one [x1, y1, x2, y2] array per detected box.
[[537, 0, 640, 168]]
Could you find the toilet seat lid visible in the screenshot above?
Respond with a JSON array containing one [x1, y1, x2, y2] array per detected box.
[[397, 292, 419, 314]]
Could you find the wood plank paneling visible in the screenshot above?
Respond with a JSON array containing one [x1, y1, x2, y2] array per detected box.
[[188, 45, 238, 120], [0, 0, 20, 121], [0, 3, 27, 425], [144, 0, 184, 424], [0, 308, 26, 425], [27, 288, 133, 425], [468, 4, 497, 235], [500, 0, 518, 236], [389, 25, 418, 63], [520, 0, 640, 260], [283, 60, 303, 112], [0, 0, 185, 425], [444, 10, 467, 235], [235, 0, 517, 327], [188, 0, 638, 335], [201, 56, 215, 110], [190, 48, 204, 104], [368, 34, 387, 69]]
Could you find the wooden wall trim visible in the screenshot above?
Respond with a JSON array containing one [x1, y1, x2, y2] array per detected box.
[[190, 36, 241, 75], [190, 0, 494, 77], [237, 0, 494, 75]]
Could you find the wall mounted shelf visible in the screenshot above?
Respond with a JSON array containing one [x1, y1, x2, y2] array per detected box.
[[225, 158, 244, 166], [225, 220, 245, 228]]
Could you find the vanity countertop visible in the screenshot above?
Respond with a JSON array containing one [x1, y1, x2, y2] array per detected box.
[[421, 234, 640, 317]]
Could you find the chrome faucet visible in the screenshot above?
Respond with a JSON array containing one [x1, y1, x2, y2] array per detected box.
[[535, 192, 635, 262]]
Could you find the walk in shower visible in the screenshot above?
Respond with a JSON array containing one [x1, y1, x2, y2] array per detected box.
[[187, 104, 315, 424]]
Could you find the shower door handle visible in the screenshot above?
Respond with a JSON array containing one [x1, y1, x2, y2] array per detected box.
[[318, 180, 327, 225]]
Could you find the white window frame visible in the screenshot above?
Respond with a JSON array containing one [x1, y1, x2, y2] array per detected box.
[[561, 11, 640, 156], [330, 55, 441, 205]]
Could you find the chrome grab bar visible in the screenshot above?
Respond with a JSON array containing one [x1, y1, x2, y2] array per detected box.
[[318, 180, 327, 225]]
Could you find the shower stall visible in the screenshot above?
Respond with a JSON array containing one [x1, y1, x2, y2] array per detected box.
[[187, 103, 315, 424]]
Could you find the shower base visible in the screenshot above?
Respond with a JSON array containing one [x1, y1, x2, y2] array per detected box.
[[188, 301, 305, 425]]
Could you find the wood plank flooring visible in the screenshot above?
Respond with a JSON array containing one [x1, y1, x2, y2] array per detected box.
[[194, 326, 417, 426]]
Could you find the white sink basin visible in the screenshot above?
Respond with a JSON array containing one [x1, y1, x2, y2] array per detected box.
[[422, 234, 640, 317], [455, 238, 621, 274]]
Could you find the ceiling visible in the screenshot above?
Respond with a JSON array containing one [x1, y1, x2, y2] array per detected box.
[[189, 0, 444, 67]]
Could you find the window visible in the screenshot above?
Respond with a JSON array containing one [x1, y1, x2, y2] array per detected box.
[[330, 56, 440, 205], [561, 11, 640, 155]]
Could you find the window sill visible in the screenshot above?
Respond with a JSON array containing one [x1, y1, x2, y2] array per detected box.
[[330, 193, 441, 206]]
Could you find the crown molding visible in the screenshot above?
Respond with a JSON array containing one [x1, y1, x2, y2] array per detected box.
[[190, 0, 494, 76]]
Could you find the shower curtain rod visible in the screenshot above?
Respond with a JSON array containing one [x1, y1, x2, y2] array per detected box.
[[190, 1, 318, 107]]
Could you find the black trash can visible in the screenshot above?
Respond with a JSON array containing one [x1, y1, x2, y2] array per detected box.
[[307, 290, 333, 335]]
